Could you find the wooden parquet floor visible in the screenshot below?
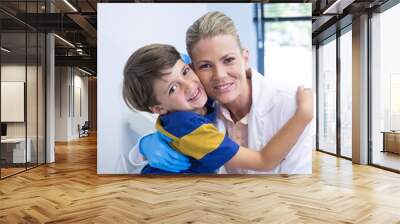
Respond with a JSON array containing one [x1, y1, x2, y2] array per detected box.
[[1, 134, 400, 224]]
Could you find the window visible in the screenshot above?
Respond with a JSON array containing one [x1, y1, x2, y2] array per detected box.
[[390, 74, 400, 130], [317, 37, 337, 155], [262, 3, 312, 87], [371, 3, 400, 171], [339, 28, 352, 158]]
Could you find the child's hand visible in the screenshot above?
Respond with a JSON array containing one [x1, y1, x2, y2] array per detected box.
[[295, 85, 314, 124]]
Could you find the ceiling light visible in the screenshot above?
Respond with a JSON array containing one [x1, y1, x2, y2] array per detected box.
[[1, 47, 11, 53], [63, 0, 78, 12], [323, 0, 354, 15], [78, 67, 92, 76], [76, 48, 85, 55], [54, 34, 75, 48]]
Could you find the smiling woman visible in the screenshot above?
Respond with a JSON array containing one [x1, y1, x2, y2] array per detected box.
[[189, 34, 251, 119]]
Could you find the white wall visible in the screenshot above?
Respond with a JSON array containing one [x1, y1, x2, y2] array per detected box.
[[55, 67, 89, 141], [55, 67, 68, 141], [97, 3, 259, 174]]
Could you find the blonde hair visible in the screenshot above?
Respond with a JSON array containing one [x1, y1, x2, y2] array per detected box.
[[186, 11, 242, 57]]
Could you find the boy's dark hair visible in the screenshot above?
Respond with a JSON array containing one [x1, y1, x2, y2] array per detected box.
[[123, 44, 180, 113]]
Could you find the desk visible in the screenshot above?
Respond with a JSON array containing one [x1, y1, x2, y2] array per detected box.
[[381, 131, 400, 154], [1, 138, 31, 163]]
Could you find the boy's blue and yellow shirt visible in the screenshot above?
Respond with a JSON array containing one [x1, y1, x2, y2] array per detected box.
[[141, 104, 239, 174]]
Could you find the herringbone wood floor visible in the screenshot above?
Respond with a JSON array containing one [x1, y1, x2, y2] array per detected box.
[[1, 134, 400, 224]]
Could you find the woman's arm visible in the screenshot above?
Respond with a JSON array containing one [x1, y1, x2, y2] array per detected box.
[[225, 86, 314, 171]]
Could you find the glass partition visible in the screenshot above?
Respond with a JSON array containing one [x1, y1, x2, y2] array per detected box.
[[317, 36, 337, 155], [339, 28, 352, 158], [0, 1, 46, 179], [1, 30, 28, 177], [27, 31, 38, 169]]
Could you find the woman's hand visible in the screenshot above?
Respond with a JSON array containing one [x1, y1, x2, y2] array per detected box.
[[295, 85, 314, 124]]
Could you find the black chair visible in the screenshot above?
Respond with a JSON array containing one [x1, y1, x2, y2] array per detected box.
[[79, 121, 90, 138]]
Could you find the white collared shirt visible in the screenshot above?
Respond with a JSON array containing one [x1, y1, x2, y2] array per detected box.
[[218, 105, 249, 148]]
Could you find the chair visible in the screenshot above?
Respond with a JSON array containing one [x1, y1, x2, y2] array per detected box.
[[79, 121, 90, 138]]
